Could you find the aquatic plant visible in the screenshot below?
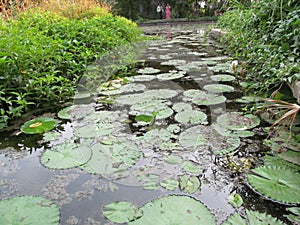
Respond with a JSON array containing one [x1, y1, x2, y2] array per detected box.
[[21, 117, 58, 134]]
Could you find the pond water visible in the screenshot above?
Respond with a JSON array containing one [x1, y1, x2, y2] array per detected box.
[[0, 23, 299, 225]]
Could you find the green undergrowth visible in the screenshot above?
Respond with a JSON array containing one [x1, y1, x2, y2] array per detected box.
[[0, 8, 143, 129], [217, 0, 300, 96]]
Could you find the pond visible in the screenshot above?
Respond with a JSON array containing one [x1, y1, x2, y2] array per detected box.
[[0, 23, 299, 225]]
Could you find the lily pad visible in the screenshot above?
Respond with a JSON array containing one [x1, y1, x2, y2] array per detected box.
[[120, 83, 146, 93], [57, 106, 75, 120], [179, 175, 201, 194], [138, 67, 160, 74], [128, 195, 216, 225], [164, 155, 184, 164], [222, 210, 285, 225], [157, 71, 185, 80], [210, 74, 235, 82], [21, 117, 58, 134], [40, 141, 92, 169], [247, 166, 300, 204], [127, 75, 156, 82], [175, 110, 207, 125], [160, 178, 179, 190], [278, 150, 300, 166], [183, 89, 226, 106], [0, 196, 59, 225], [217, 112, 260, 131], [284, 207, 300, 224], [179, 126, 207, 149], [228, 193, 243, 208], [172, 102, 193, 112], [203, 84, 234, 93], [103, 201, 143, 223]]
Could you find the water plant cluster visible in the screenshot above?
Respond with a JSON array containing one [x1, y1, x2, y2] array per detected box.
[[217, 0, 300, 96], [0, 7, 142, 129]]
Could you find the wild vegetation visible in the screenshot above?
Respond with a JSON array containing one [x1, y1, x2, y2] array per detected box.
[[0, 0, 142, 129], [217, 0, 300, 96]]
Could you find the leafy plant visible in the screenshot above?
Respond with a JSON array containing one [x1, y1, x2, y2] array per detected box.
[[21, 117, 58, 134]]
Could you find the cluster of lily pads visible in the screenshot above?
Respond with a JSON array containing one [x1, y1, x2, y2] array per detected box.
[[11, 31, 299, 224]]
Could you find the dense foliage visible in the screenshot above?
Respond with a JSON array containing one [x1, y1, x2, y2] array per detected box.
[[0, 9, 142, 128], [217, 0, 300, 96]]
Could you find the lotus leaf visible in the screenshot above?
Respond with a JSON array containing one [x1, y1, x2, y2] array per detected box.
[[120, 83, 146, 93], [43, 131, 61, 142], [228, 193, 243, 208], [278, 150, 300, 166], [157, 72, 185, 80], [115, 93, 152, 105], [161, 59, 186, 66], [172, 102, 193, 112], [103, 201, 143, 223], [175, 110, 207, 125], [247, 166, 300, 204], [75, 123, 114, 138], [160, 178, 179, 190], [21, 117, 58, 134], [210, 74, 235, 82], [192, 94, 227, 106], [143, 89, 178, 99], [179, 175, 201, 193], [285, 207, 300, 223], [203, 84, 234, 93], [57, 106, 75, 120], [0, 196, 59, 225], [179, 126, 206, 149], [182, 161, 201, 174], [212, 136, 241, 155], [164, 155, 183, 164], [127, 75, 156, 82], [138, 67, 160, 74], [135, 114, 155, 123], [222, 210, 285, 225], [135, 173, 160, 190], [264, 155, 300, 171], [217, 112, 260, 131], [128, 195, 215, 225], [41, 141, 92, 169]]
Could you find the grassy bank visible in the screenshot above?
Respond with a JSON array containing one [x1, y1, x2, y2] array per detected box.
[[0, 2, 143, 129]]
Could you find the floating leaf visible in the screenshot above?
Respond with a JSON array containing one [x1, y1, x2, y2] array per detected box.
[[210, 74, 235, 82], [157, 71, 185, 80], [0, 196, 59, 225], [21, 117, 58, 134], [217, 112, 260, 131], [57, 106, 74, 120], [128, 195, 216, 225], [246, 209, 286, 225], [284, 207, 300, 223], [138, 67, 160, 74], [103, 201, 143, 223], [183, 89, 226, 106], [120, 83, 146, 93], [161, 59, 186, 66], [278, 150, 300, 166], [221, 212, 246, 225], [247, 166, 300, 204], [182, 161, 201, 174], [41, 141, 92, 169], [175, 110, 207, 125], [127, 75, 156, 82], [164, 155, 183, 164], [228, 194, 243, 208], [236, 96, 262, 103], [179, 175, 201, 194], [172, 102, 193, 112], [160, 178, 179, 190], [179, 126, 206, 149], [203, 84, 234, 93], [135, 114, 155, 123]]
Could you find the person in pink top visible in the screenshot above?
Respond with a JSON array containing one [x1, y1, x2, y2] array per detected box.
[[165, 3, 171, 19]]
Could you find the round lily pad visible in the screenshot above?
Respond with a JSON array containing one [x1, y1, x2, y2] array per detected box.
[[203, 84, 234, 93], [138, 67, 160, 74], [0, 196, 59, 225], [128, 195, 215, 225], [41, 142, 92, 169], [179, 126, 207, 149], [103, 201, 143, 223], [21, 117, 58, 134], [120, 83, 146, 93], [172, 102, 193, 112], [217, 112, 260, 131], [247, 166, 300, 204], [157, 71, 185, 80], [175, 110, 207, 125], [210, 74, 235, 82], [179, 175, 201, 193], [160, 178, 179, 190], [57, 106, 74, 120]]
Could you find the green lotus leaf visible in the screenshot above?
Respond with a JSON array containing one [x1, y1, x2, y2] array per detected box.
[[164, 155, 184, 164], [192, 94, 227, 106], [0, 196, 59, 225], [138, 67, 160, 74], [41, 141, 92, 169], [120, 83, 146, 93], [75, 123, 114, 138], [135, 114, 155, 123], [278, 150, 300, 166], [183, 89, 204, 98], [128, 195, 216, 225], [172, 102, 193, 112], [210, 74, 235, 82], [175, 110, 207, 125], [157, 72, 185, 80], [247, 166, 300, 204], [217, 112, 260, 131], [127, 75, 156, 82], [57, 106, 75, 120], [103, 201, 143, 223], [43, 131, 61, 142], [21, 117, 58, 134], [135, 173, 160, 190], [264, 155, 300, 171], [203, 84, 234, 93], [161, 59, 186, 66], [212, 136, 241, 155], [213, 123, 254, 137], [222, 210, 285, 225], [116, 93, 152, 105], [228, 193, 243, 208], [160, 178, 179, 190], [208, 63, 233, 74], [179, 175, 201, 194], [285, 207, 300, 223], [179, 126, 206, 149], [182, 161, 201, 174], [143, 89, 178, 99]]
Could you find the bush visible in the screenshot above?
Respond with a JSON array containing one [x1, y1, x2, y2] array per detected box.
[[217, 0, 300, 96], [0, 9, 142, 128]]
